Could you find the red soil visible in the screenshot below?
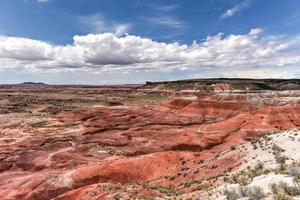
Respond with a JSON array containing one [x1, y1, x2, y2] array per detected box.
[[1, 96, 300, 199]]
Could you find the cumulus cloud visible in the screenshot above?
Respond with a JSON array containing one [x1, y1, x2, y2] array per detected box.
[[0, 28, 300, 76], [221, 0, 252, 19], [0, 36, 52, 61]]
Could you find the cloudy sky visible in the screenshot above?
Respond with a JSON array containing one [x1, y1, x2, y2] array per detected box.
[[0, 0, 300, 84]]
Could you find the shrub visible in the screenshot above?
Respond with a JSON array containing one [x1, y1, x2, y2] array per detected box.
[[223, 188, 240, 200], [274, 192, 293, 200], [270, 181, 300, 197], [287, 166, 300, 179], [270, 183, 279, 194], [246, 186, 265, 200], [228, 174, 239, 184], [223, 186, 265, 200], [237, 175, 251, 186], [278, 182, 300, 196], [275, 155, 288, 171], [230, 145, 237, 151], [254, 162, 264, 170], [272, 144, 284, 154]]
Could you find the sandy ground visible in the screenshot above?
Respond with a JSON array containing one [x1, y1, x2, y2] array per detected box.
[[240, 129, 300, 170], [209, 130, 300, 200]]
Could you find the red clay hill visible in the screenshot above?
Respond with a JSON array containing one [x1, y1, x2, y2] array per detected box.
[[0, 79, 300, 199]]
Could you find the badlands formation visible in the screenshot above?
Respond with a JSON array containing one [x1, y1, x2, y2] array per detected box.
[[0, 79, 300, 200]]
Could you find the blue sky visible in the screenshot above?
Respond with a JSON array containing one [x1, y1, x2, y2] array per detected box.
[[0, 0, 300, 84]]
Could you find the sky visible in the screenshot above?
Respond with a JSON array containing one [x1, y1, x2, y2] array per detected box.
[[0, 0, 300, 84]]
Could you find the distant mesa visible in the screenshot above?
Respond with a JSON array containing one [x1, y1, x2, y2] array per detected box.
[[144, 78, 300, 91], [21, 82, 47, 85]]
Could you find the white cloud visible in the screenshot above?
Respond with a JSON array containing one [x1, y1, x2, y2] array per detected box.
[[114, 24, 131, 37], [0, 28, 300, 78], [158, 4, 179, 12], [0, 36, 52, 61], [221, 0, 252, 19], [143, 3, 185, 29], [144, 15, 185, 29], [37, 0, 49, 2], [221, 67, 300, 79], [79, 13, 131, 36]]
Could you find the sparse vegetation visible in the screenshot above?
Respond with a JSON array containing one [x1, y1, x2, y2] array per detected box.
[[269, 181, 300, 198], [274, 192, 293, 200], [223, 186, 265, 200], [287, 161, 300, 180], [149, 185, 183, 196], [230, 145, 237, 151], [220, 134, 300, 200]]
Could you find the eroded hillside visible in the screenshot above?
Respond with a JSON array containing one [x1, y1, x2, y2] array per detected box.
[[0, 81, 299, 199]]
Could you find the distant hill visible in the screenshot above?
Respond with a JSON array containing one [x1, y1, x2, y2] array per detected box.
[[143, 78, 300, 91], [21, 82, 47, 85]]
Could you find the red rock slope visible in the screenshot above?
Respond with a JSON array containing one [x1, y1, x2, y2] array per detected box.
[[0, 96, 300, 199]]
